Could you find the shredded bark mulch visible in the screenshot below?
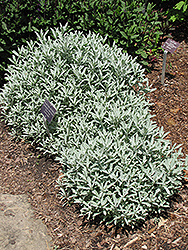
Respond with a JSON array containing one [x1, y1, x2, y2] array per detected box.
[[0, 31, 188, 249]]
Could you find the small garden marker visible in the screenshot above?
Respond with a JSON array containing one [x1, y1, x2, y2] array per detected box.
[[41, 99, 57, 136], [161, 38, 180, 85]]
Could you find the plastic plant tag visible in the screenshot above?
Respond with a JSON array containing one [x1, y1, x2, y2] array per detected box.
[[161, 50, 168, 85], [162, 38, 180, 54], [161, 38, 180, 85], [41, 99, 57, 123]]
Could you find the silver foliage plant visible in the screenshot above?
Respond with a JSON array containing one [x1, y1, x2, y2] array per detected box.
[[0, 24, 187, 227]]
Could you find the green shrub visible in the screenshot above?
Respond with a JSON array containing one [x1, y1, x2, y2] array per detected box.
[[153, 0, 188, 22], [0, 0, 68, 86], [0, 25, 187, 227], [168, 0, 188, 22], [0, 0, 163, 87], [68, 0, 163, 66]]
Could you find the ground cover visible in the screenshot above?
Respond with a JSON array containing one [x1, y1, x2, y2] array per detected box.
[[0, 24, 188, 250]]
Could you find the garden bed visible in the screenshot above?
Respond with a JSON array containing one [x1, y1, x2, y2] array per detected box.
[[0, 28, 188, 250]]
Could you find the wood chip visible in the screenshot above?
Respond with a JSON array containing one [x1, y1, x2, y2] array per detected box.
[[167, 118, 176, 126], [123, 236, 140, 248], [148, 226, 157, 234], [170, 108, 181, 114], [141, 245, 148, 249], [158, 217, 168, 228], [110, 243, 115, 250], [172, 237, 182, 245]]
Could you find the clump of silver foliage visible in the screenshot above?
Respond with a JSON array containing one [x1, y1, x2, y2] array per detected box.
[[0, 24, 187, 227]]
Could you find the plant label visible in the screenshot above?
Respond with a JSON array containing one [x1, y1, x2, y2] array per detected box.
[[162, 38, 180, 54], [41, 99, 57, 123], [161, 38, 180, 85], [161, 50, 168, 85]]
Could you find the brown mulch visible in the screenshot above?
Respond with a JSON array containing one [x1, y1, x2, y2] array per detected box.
[[0, 30, 188, 250]]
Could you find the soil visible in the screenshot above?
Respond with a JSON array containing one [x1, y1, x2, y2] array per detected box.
[[0, 25, 188, 249]]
